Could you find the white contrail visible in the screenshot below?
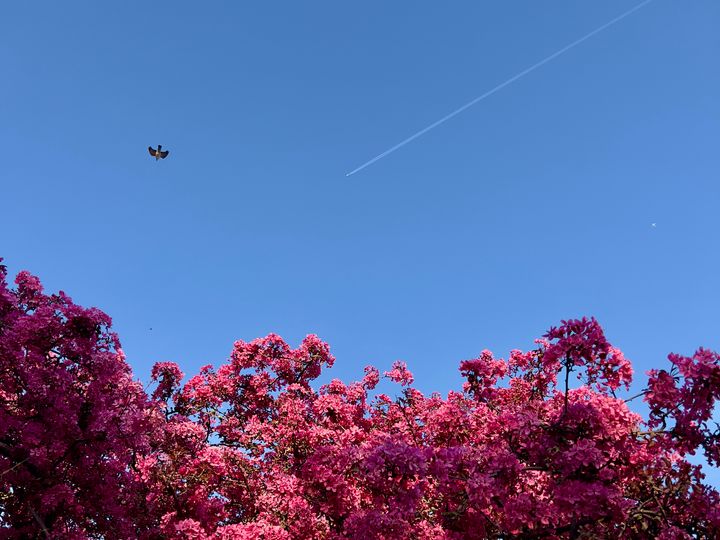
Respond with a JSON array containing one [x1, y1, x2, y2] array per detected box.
[[346, 0, 655, 177]]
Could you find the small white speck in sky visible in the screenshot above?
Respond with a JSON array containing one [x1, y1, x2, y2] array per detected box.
[[651, 223, 657, 228]]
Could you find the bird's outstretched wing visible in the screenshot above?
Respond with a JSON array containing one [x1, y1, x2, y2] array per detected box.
[[159, 150, 169, 159], [148, 146, 157, 156]]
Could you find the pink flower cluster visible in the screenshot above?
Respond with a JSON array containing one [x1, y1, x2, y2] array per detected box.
[[0, 264, 160, 538], [1, 261, 719, 538], [646, 348, 720, 467]]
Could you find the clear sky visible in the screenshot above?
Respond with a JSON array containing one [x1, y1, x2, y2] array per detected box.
[[1, 1, 718, 478]]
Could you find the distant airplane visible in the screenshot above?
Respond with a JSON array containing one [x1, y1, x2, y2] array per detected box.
[[148, 145, 169, 160]]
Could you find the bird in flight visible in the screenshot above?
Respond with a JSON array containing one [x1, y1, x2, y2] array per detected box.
[[148, 145, 169, 160]]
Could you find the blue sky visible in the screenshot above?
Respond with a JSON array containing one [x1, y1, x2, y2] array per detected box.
[[1, 1, 718, 478]]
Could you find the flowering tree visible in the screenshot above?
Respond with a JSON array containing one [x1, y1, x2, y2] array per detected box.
[[1, 261, 719, 539], [0, 262, 160, 538]]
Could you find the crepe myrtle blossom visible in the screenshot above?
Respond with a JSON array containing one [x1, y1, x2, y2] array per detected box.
[[1, 261, 719, 538]]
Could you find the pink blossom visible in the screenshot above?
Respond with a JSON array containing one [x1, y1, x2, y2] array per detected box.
[[2, 259, 719, 538], [384, 361, 414, 386]]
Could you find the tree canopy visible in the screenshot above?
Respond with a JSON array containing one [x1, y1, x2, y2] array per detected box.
[[1, 261, 718, 539]]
